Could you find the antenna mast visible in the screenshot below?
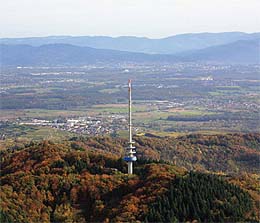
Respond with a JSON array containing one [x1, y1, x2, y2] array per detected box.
[[124, 80, 137, 174]]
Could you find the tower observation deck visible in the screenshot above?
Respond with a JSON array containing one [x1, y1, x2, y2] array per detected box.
[[124, 79, 137, 174]]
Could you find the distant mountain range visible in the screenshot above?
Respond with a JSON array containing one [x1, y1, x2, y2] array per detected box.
[[0, 44, 178, 66], [178, 39, 260, 64], [1, 32, 260, 54], [1, 32, 259, 66]]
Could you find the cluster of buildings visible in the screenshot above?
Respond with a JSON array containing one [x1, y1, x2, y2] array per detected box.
[[19, 115, 128, 135]]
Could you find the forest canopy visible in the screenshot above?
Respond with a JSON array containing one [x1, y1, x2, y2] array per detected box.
[[0, 135, 259, 222]]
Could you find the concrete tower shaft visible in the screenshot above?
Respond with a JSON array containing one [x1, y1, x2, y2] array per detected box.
[[124, 79, 137, 174]]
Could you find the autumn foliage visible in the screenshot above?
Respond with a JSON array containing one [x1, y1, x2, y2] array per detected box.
[[0, 134, 259, 222]]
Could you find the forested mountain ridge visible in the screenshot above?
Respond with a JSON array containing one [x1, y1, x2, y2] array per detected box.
[[51, 133, 260, 174], [0, 138, 259, 222], [177, 39, 260, 64], [1, 32, 259, 54], [3, 133, 259, 174], [1, 38, 259, 66], [0, 44, 178, 66]]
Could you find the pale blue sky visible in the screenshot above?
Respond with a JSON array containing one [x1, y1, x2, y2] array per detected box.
[[1, 0, 259, 38]]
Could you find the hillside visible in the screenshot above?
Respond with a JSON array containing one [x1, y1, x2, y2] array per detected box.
[[3, 133, 260, 174], [0, 139, 258, 222], [179, 39, 260, 64], [63, 133, 260, 174], [1, 39, 259, 66], [1, 32, 260, 54], [0, 44, 178, 66]]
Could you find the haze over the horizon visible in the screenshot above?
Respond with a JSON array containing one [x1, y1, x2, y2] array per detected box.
[[1, 0, 260, 38]]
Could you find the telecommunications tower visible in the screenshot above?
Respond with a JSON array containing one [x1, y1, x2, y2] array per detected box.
[[124, 79, 137, 174]]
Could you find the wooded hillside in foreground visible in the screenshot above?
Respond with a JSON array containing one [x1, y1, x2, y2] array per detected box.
[[0, 133, 259, 222]]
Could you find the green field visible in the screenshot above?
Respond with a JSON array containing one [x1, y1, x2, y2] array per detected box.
[[0, 125, 74, 150], [0, 109, 88, 120], [0, 90, 258, 143], [99, 88, 120, 94]]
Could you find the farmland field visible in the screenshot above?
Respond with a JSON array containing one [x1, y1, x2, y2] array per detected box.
[[0, 64, 259, 141]]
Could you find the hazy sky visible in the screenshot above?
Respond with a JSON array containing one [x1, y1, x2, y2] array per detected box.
[[1, 0, 259, 38]]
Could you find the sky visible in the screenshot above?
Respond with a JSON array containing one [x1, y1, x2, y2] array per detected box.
[[0, 0, 259, 38]]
